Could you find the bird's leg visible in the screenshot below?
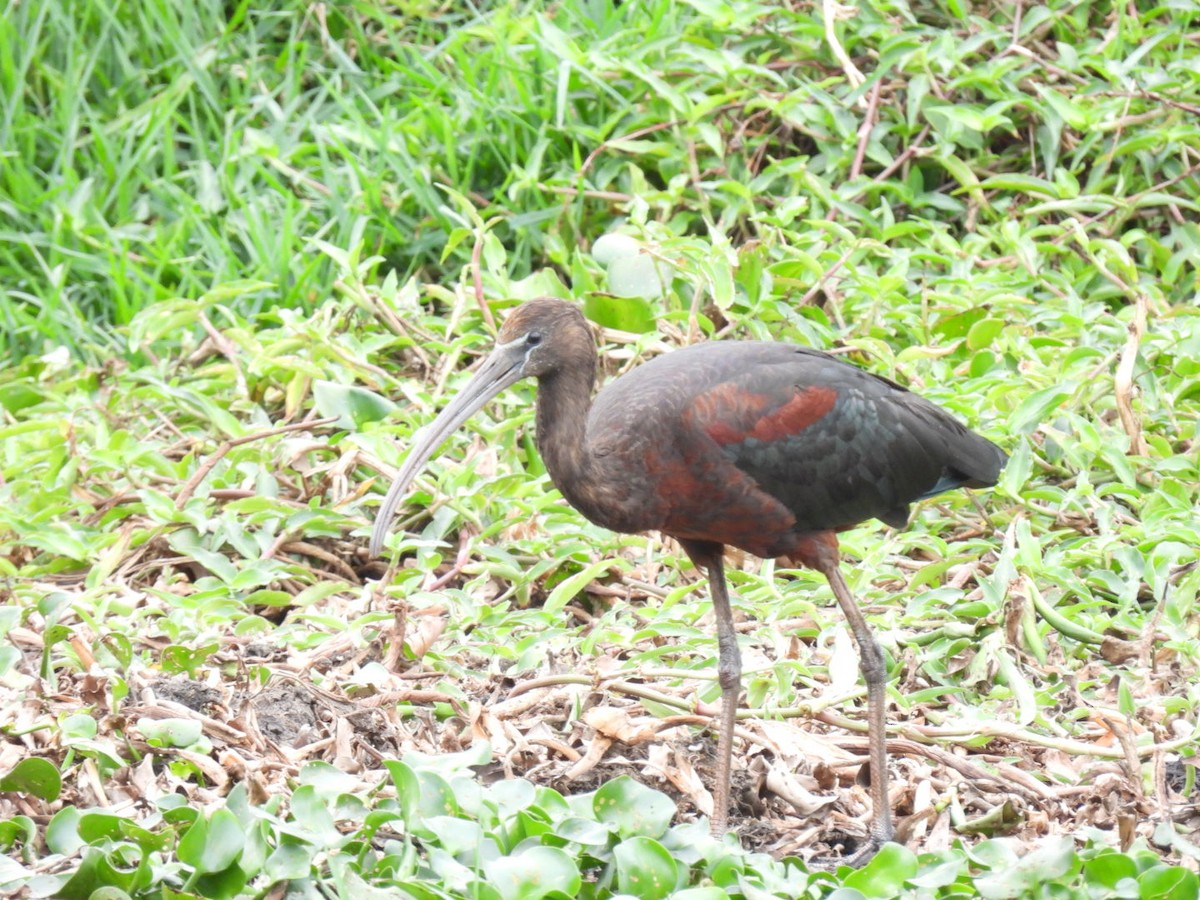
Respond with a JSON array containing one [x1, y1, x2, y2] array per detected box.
[[800, 537, 894, 864], [680, 540, 739, 837], [825, 564, 894, 852]]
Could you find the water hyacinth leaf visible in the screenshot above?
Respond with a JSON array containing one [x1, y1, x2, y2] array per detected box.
[[82, 888, 135, 900], [264, 841, 313, 882], [0, 757, 62, 801], [908, 855, 967, 888], [489, 846, 581, 900], [383, 761, 421, 823], [299, 761, 365, 799], [594, 777, 676, 838], [555, 817, 611, 846], [55, 845, 147, 899], [0, 816, 35, 853], [843, 842, 919, 895], [139, 718, 204, 749], [423, 817, 484, 859], [415, 770, 459, 820], [974, 836, 1076, 898], [1081, 850, 1137, 889], [1138, 865, 1199, 900], [613, 836, 679, 900], [177, 809, 245, 875]]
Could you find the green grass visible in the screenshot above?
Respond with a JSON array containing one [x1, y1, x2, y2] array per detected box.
[[7, 0, 1196, 359], [3, 0, 1200, 897]]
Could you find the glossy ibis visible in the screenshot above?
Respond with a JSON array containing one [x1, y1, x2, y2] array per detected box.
[[370, 298, 1005, 860]]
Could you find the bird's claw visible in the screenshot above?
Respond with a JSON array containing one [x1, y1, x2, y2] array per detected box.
[[809, 835, 891, 872]]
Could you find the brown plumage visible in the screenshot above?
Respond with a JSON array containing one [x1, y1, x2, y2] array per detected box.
[[371, 298, 1005, 862]]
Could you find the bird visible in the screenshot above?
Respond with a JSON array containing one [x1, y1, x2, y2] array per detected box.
[[370, 297, 1006, 862]]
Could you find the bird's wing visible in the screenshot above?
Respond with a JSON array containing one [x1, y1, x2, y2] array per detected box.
[[681, 349, 1000, 533]]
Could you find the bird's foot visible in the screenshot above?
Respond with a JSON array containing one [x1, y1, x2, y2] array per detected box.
[[808, 834, 891, 872]]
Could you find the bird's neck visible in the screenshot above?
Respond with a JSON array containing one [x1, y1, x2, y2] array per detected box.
[[534, 360, 596, 491]]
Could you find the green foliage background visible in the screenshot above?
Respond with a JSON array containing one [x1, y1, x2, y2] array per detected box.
[[2, 0, 1200, 897]]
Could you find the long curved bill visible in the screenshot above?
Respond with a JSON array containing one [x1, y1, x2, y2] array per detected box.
[[369, 341, 529, 557]]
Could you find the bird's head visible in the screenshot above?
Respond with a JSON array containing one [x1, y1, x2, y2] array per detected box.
[[495, 298, 590, 379], [369, 298, 590, 555]]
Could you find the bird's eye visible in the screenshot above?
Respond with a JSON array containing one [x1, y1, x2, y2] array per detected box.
[[526, 331, 542, 347]]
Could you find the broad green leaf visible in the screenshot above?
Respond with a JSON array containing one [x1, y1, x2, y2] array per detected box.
[[975, 836, 1076, 898], [160, 642, 220, 677], [0, 816, 35, 853], [594, 777, 676, 838], [264, 841, 313, 882], [933, 307, 986, 340], [77, 812, 130, 844], [489, 846, 581, 900], [298, 761, 364, 799], [1082, 850, 1138, 888], [613, 836, 678, 900], [1139, 865, 1199, 900], [139, 718, 204, 749], [592, 233, 642, 265], [556, 816, 610, 846], [489, 778, 536, 814], [843, 842, 919, 895], [194, 863, 249, 900], [414, 769, 458, 820], [424, 816, 484, 859], [287, 785, 342, 847], [584, 294, 657, 333], [177, 809, 243, 874], [85, 888, 134, 900], [55, 844, 147, 900], [966, 318, 1004, 350], [544, 558, 629, 614], [908, 855, 967, 888], [383, 760, 421, 823], [0, 757, 61, 801], [605, 253, 671, 301], [1010, 385, 1075, 435], [313, 380, 398, 429]]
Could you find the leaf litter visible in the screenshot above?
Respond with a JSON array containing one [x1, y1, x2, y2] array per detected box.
[[5, 492, 1198, 874]]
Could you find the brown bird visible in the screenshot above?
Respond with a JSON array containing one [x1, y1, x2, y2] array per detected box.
[[371, 298, 1005, 861]]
